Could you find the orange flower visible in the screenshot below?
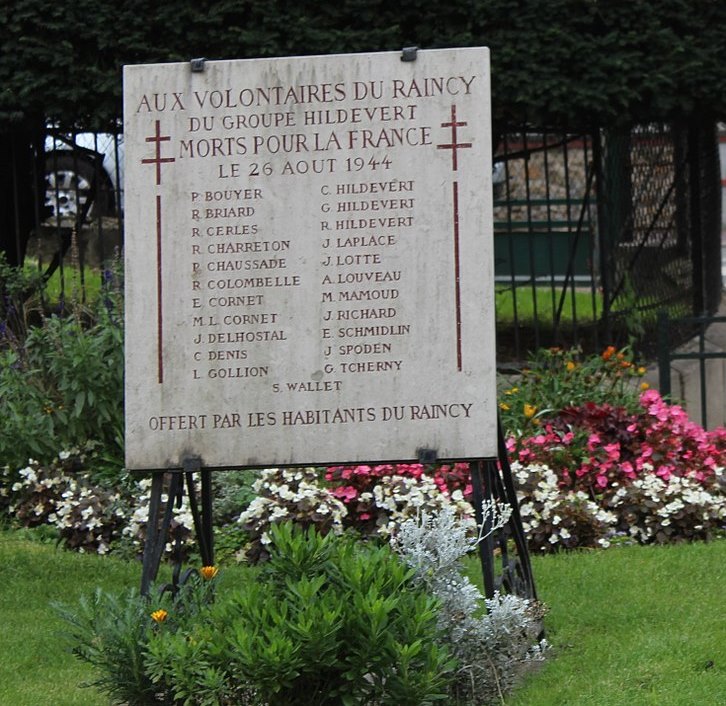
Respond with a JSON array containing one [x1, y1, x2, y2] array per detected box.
[[640, 382, 650, 391], [200, 566, 219, 580], [566, 361, 576, 372], [601, 346, 616, 361], [151, 609, 168, 623]]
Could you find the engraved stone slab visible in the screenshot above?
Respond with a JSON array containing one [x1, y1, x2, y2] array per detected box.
[[123, 47, 497, 470]]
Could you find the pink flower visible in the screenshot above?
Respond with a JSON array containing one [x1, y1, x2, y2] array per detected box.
[[352, 465, 373, 477], [655, 466, 672, 481], [587, 433, 601, 448], [603, 442, 620, 461], [332, 485, 358, 501]]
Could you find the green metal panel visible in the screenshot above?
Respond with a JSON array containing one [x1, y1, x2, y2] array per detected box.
[[494, 229, 592, 278]]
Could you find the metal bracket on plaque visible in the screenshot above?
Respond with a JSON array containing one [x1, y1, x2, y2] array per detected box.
[[190, 57, 207, 72], [401, 46, 418, 62], [417, 447, 438, 463]]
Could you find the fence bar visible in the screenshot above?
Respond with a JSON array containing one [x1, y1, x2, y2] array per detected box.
[[657, 311, 672, 398]]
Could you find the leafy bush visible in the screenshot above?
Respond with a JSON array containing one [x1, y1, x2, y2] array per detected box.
[[0, 288, 124, 476], [56, 569, 218, 706], [60, 523, 456, 705], [498, 345, 648, 434], [393, 506, 548, 704]]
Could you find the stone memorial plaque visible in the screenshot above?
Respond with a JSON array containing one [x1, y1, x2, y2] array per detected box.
[[123, 47, 497, 470]]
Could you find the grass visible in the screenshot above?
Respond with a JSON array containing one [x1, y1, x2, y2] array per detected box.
[[22, 261, 105, 308], [495, 285, 602, 326], [0, 529, 138, 706], [1, 529, 724, 705], [505, 540, 726, 705]]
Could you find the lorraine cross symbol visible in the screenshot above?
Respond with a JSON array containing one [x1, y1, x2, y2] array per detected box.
[[142, 119, 175, 185], [437, 105, 472, 172]]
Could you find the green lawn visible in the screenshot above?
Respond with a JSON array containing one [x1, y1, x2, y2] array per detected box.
[[0, 531, 138, 706], [495, 285, 602, 325], [506, 541, 726, 705], [1, 530, 724, 705], [22, 261, 105, 309]]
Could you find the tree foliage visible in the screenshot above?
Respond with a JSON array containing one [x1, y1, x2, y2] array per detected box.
[[1, 0, 725, 130]]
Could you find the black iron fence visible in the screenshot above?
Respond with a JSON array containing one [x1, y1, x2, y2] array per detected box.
[[494, 119, 722, 363], [1, 119, 721, 364], [657, 311, 726, 430]]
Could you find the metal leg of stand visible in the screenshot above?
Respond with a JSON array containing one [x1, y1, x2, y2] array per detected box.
[[140, 459, 216, 596], [468, 415, 539, 602], [140, 472, 164, 596], [201, 468, 214, 566], [471, 460, 496, 598], [497, 417, 537, 600], [183, 457, 214, 568], [140, 472, 183, 596]]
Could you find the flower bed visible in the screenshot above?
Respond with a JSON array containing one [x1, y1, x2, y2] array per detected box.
[[1, 345, 724, 558]]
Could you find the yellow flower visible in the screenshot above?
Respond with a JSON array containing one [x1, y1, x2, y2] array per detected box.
[[640, 382, 650, 391], [523, 403, 537, 419], [637, 366, 646, 376], [499, 402, 510, 411], [566, 361, 576, 372], [200, 566, 219, 580], [151, 609, 168, 624]]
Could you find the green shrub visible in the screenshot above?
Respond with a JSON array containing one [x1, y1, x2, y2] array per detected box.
[[498, 345, 647, 434], [394, 507, 548, 704], [59, 523, 455, 705], [0, 293, 123, 476], [55, 587, 166, 705]]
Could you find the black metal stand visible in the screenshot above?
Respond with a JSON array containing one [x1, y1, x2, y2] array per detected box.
[[470, 417, 537, 600], [140, 458, 215, 596]]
